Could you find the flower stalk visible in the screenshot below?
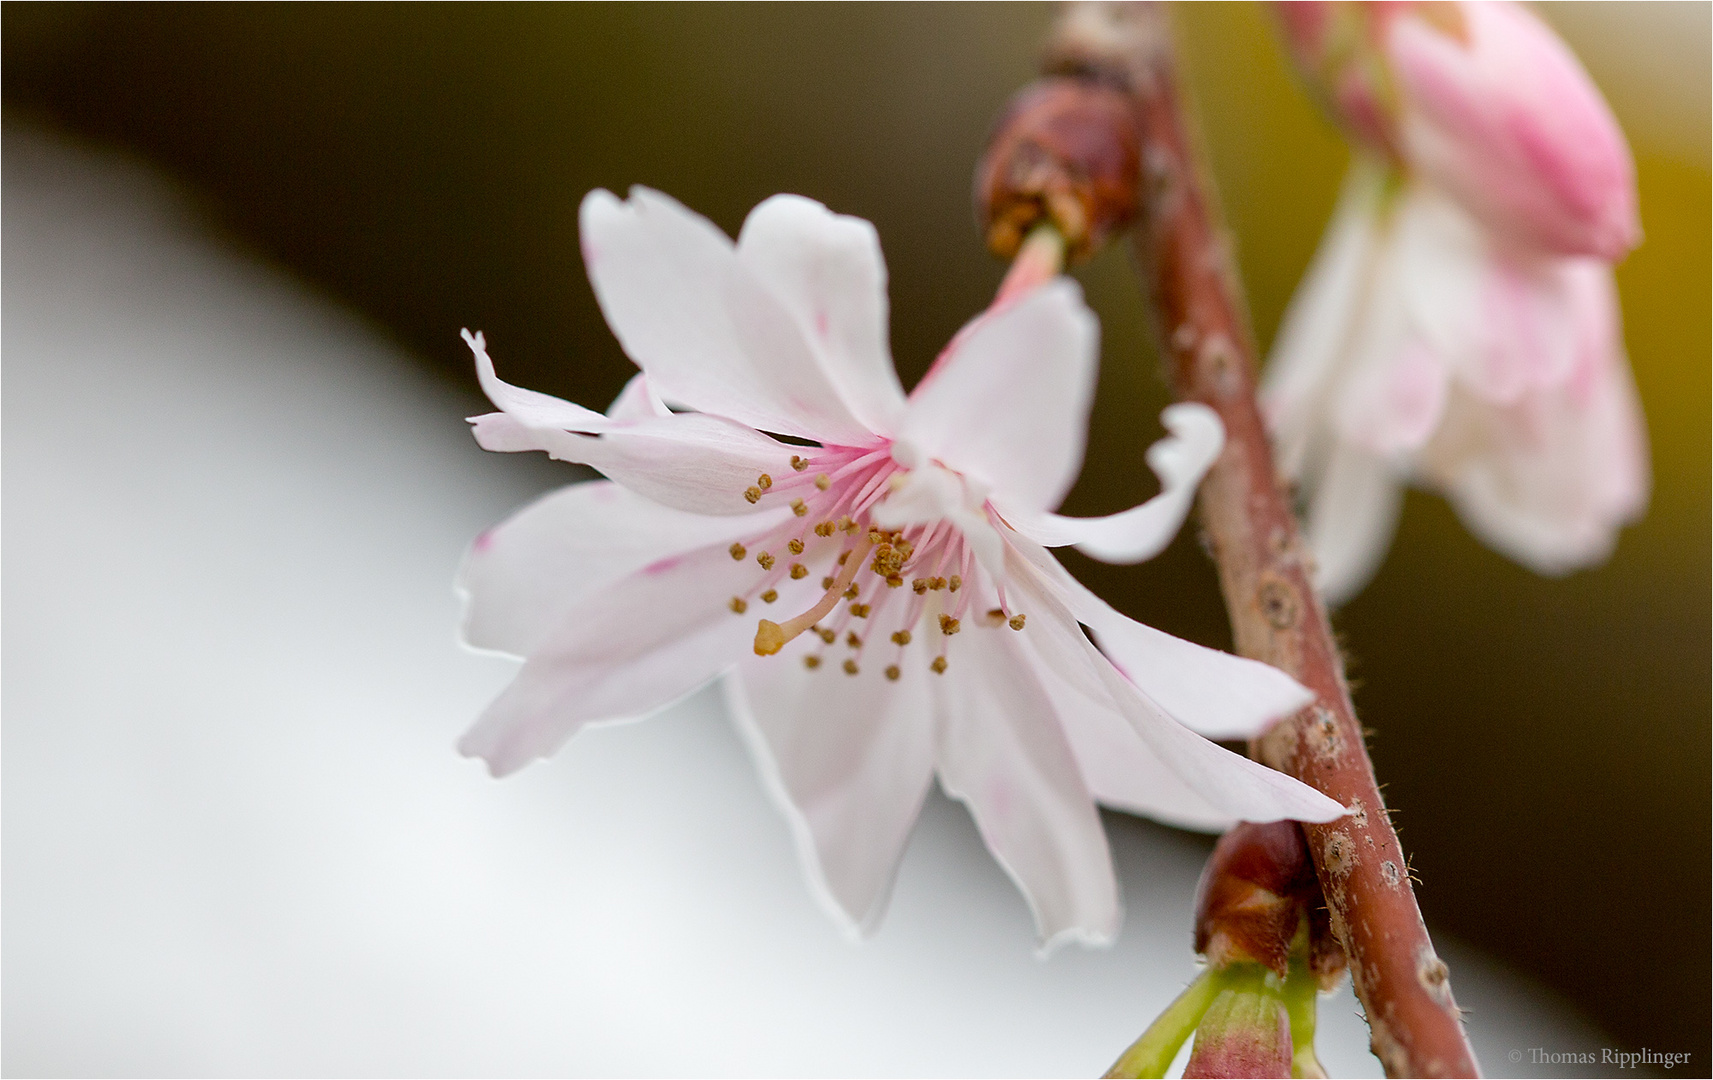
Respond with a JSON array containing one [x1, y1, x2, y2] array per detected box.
[[1005, 4, 1481, 1075], [1106, 822, 1340, 1079]]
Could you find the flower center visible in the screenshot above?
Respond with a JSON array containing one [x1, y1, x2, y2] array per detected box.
[[726, 444, 1024, 678]]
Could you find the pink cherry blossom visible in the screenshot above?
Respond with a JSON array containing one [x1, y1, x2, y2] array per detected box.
[[1263, 165, 1648, 603], [459, 188, 1344, 947]]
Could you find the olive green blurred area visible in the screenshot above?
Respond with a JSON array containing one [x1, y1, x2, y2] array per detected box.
[[6, 0, 1707, 1065]]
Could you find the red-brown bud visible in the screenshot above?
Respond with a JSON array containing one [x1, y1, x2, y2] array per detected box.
[[975, 77, 1141, 263], [1194, 820, 1333, 978]]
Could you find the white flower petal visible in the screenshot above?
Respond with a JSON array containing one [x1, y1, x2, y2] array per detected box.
[[580, 187, 874, 444], [1005, 533, 1316, 741], [935, 630, 1121, 950], [999, 549, 1324, 829], [1430, 309, 1648, 576], [460, 538, 824, 776], [606, 373, 671, 421], [1331, 336, 1449, 458], [468, 410, 804, 517], [1052, 694, 1235, 832], [898, 279, 1099, 512], [1261, 163, 1386, 481], [459, 481, 774, 659], [1091, 657, 1347, 824], [1006, 403, 1223, 565], [467, 329, 615, 433], [1390, 188, 1534, 402], [1307, 443, 1406, 606], [725, 649, 937, 936], [1007, 548, 1340, 824], [736, 194, 908, 436], [1025, 629, 1234, 831]]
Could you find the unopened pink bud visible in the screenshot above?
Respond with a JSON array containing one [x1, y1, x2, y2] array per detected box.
[[1272, 1, 1639, 261], [1384, 1, 1639, 260]]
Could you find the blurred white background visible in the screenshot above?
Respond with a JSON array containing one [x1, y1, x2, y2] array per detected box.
[[1, 125, 1616, 1077]]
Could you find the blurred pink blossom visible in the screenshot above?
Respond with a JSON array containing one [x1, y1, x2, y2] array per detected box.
[[1265, 2, 1648, 602]]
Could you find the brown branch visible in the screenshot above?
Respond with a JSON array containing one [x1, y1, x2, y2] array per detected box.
[[1041, 5, 1479, 1076]]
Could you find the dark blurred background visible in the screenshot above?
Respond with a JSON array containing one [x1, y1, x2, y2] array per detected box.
[[6, 1, 1707, 1065]]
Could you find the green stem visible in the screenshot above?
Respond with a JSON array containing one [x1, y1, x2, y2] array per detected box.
[[1103, 968, 1223, 1079], [1283, 956, 1327, 1080]]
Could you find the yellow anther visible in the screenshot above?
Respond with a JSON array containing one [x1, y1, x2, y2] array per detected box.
[[846, 632, 862, 648], [787, 538, 805, 555], [790, 455, 809, 472], [842, 585, 859, 600], [868, 528, 886, 545], [884, 665, 901, 682], [930, 577, 946, 591], [821, 576, 835, 590], [745, 487, 763, 504], [729, 543, 747, 561], [948, 575, 962, 592], [757, 552, 776, 570], [753, 619, 786, 655], [757, 473, 773, 490], [1009, 614, 1027, 631], [912, 579, 928, 594], [843, 659, 860, 676], [791, 499, 808, 517], [930, 656, 948, 674], [841, 517, 860, 534], [730, 597, 748, 614], [815, 521, 836, 537], [851, 603, 871, 618], [817, 626, 836, 644], [814, 473, 831, 491], [891, 630, 912, 646], [790, 563, 808, 579], [761, 589, 779, 604], [885, 574, 904, 588], [837, 551, 850, 566], [939, 615, 961, 635], [804, 655, 821, 669]]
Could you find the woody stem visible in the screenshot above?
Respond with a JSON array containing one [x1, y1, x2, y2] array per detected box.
[[1042, 5, 1478, 1076]]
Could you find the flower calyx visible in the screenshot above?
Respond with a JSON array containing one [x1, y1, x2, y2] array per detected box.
[[1196, 820, 1344, 986]]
